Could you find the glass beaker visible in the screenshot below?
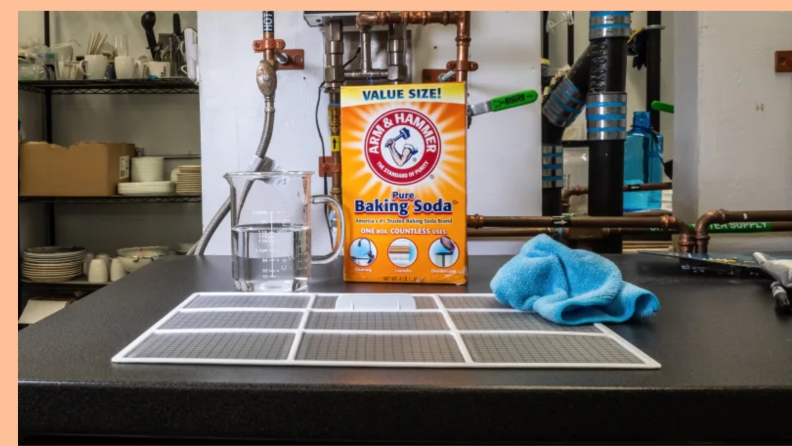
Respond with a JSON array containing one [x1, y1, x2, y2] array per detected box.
[[225, 171, 344, 292]]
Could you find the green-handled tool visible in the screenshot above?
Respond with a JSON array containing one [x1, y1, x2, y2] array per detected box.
[[469, 90, 538, 117], [468, 90, 538, 127], [651, 100, 674, 114]]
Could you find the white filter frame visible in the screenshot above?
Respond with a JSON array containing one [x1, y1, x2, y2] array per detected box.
[[112, 292, 660, 369]]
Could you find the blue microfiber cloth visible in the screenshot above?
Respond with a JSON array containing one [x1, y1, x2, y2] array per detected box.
[[491, 234, 660, 325]]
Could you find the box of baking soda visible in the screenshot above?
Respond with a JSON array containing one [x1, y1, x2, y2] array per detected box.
[[341, 82, 467, 284]]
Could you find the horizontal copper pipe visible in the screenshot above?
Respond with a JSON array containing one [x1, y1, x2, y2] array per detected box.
[[467, 214, 694, 252], [468, 214, 680, 229], [561, 183, 672, 213], [770, 222, 792, 232], [623, 210, 672, 217], [467, 227, 676, 238], [694, 209, 792, 253], [467, 228, 557, 238]]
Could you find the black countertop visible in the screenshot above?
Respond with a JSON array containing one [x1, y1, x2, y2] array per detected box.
[[18, 255, 792, 443]]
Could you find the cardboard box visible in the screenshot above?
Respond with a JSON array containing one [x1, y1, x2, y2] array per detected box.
[[341, 83, 468, 284], [20, 142, 135, 196]]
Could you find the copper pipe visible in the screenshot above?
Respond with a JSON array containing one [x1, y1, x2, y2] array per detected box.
[[694, 209, 792, 253], [561, 183, 673, 213], [356, 11, 472, 82], [467, 228, 557, 238], [263, 31, 276, 63], [771, 222, 792, 232], [329, 91, 342, 203], [467, 214, 679, 229], [467, 215, 553, 229], [466, 213, 695, 253], [624, 210, 672, 217], [453, 12, 471, 82]]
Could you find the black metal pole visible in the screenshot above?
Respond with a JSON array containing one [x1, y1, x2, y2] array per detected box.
[[567, 12, 575, 66], [43, 11, 53, 144], [44, 11, 50, 46], [542, 12, 550, 59], [586, 12, 631, 253], [43, 12, 55, 244], [646, 11, 662, 131]]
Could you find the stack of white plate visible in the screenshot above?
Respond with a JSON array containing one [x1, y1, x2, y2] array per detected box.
[[21, 246, 86, 282], [176, 165, 201, 196], [132, 157, 164, 183], [118, 181, 175, 196]]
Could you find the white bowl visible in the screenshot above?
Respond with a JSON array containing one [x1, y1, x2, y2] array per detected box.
[[117, 246, 170, 273]]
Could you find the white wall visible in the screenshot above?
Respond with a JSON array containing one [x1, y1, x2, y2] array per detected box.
[[673, 11, 792, 252], [198, 11, 542, 256], [18, 12, 202, 254]]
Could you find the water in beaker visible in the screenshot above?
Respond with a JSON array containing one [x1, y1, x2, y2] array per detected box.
[[226, 171, 343, 292]]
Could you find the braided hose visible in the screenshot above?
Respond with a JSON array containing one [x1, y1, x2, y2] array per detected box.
[[190, 61, 277, 255]]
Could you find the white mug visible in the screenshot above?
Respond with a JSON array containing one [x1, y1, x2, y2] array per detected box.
[[83, 253, 95, 275], [115, 56, 136, 79], [80, 54, 108, 80], [144, 61, 170, 79], [88, 259, 109, 283], [181, 28, 199, 83], [96, 253, 111, 271], [110, 258, 127, 282]]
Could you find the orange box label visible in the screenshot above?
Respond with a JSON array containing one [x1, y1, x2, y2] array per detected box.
[[341, 83, 467, 284]]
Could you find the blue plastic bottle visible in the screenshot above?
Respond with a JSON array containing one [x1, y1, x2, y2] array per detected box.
[[623, 111, 664, 212]]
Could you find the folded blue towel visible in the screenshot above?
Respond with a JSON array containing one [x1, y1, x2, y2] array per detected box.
[[491, 234, 660, 325]]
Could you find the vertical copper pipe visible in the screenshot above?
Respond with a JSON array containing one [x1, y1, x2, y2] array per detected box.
[[454, 12, 471, 82], [262, 11, 276, 62]]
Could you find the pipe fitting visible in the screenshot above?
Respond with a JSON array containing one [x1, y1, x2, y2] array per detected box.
[[467, 214, 485, 229], [543, 76, 586, 128], [694, 209, 727, 253], [586, 92, 628, 141], [256, 60, 277, 97], [589, 11, 632, 40], [541, 145, 564, 189], [324, 21, 345, 89]]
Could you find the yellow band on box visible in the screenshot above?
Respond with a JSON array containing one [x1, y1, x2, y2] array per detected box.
[[340, 83, 467, 108], [341, 83, 468, 284]]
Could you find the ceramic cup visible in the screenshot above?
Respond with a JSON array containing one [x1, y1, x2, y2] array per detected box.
[[83, 253, 95, 275], [79, 55, 108, 80], [88, 259, 109, 283], [135, 56, 150, 79], [96, 253, 111, 271], [115, 56, 136, 79], [110, 258, 127, 282], [51, 43, 74, 62], [144, 61, 170, 79]]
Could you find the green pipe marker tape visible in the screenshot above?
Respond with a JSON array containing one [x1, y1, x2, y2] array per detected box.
[[695, 222, 774, 233], [651, 101, 674, 114], [491, 90, 539, 112], [650, 222, 775, 233]]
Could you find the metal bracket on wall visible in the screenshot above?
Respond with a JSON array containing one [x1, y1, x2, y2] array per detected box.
[[252, 38, 305, 70], [278, 49, 305, 70], [776, 51, 792, 73], [318, 156, 341, 177]]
